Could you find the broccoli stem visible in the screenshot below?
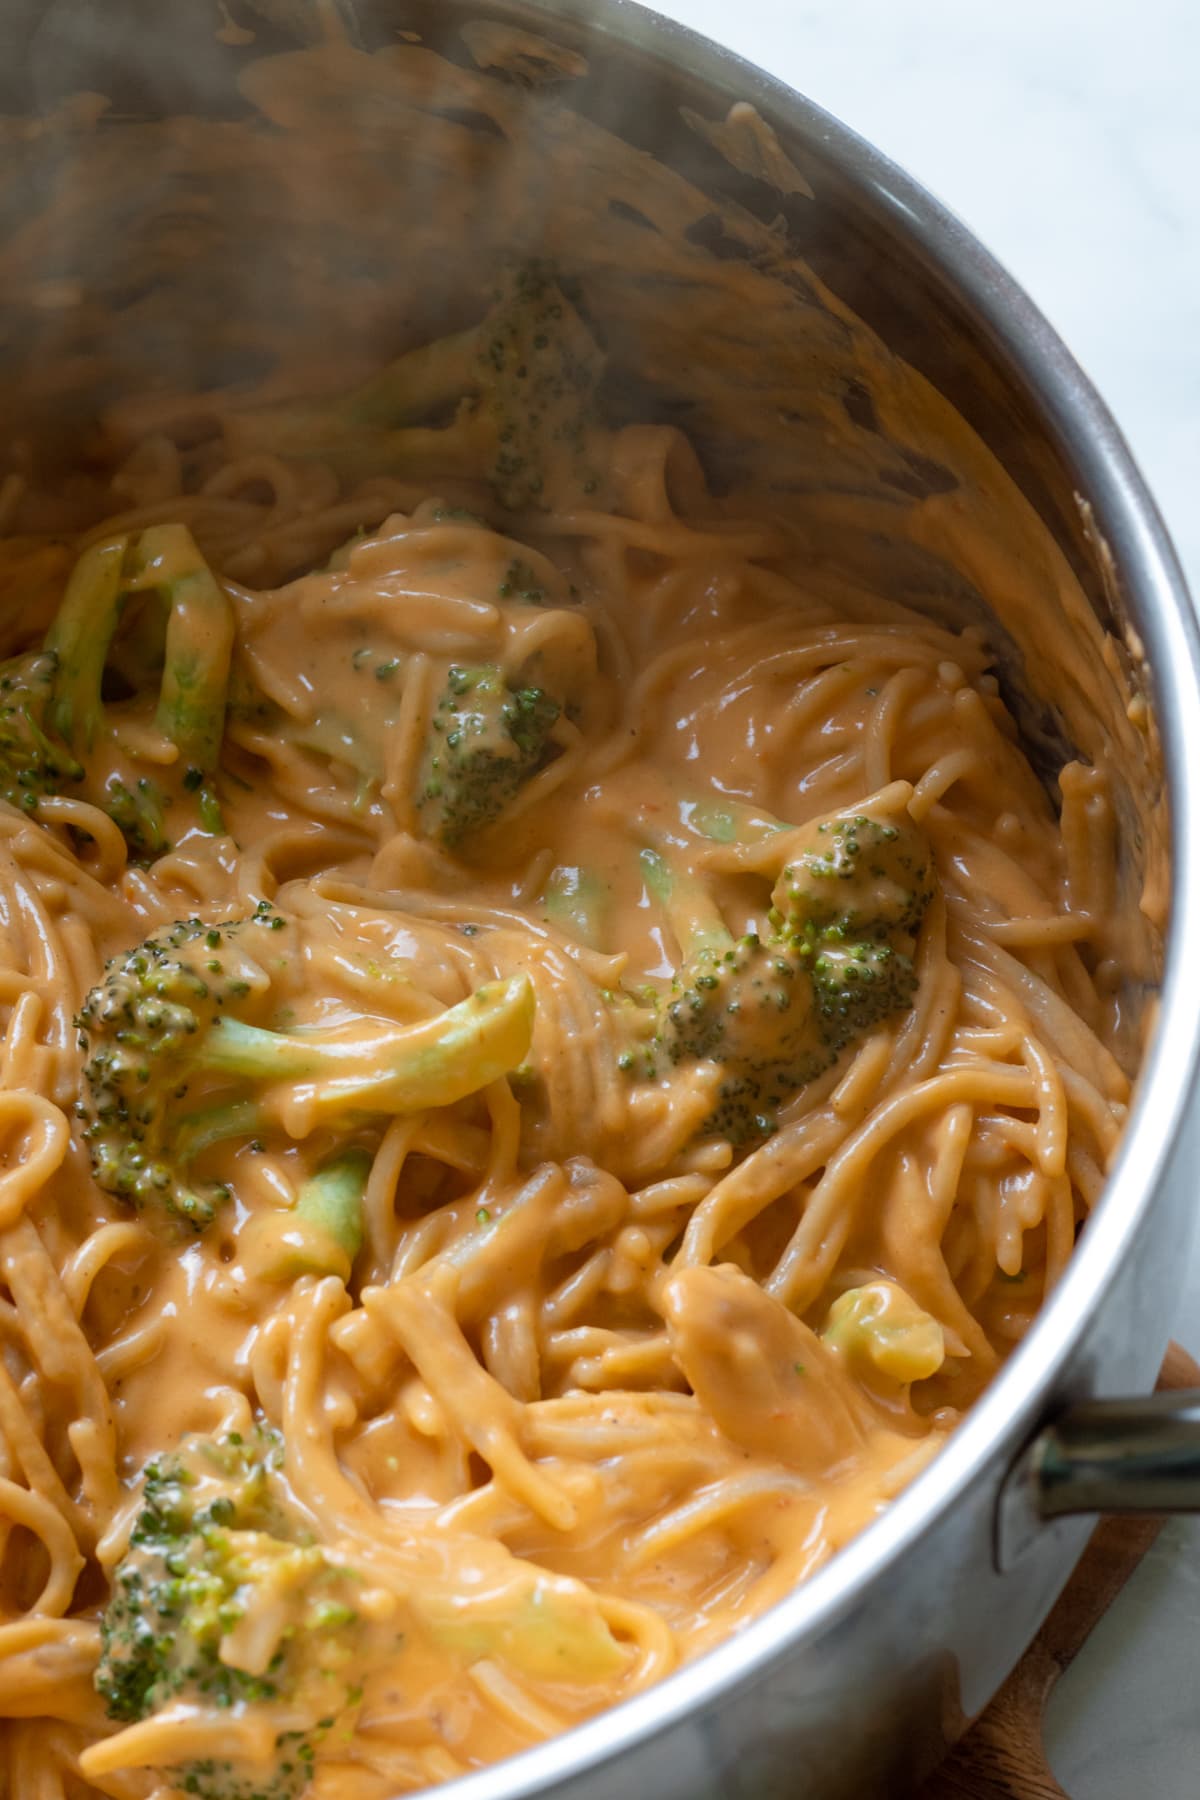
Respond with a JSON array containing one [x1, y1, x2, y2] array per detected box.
[[226, 326, 481, 471], [198, 974, 535, 1128], [685, 794, 788, 846], [174, 1097, 267, 1165], [129, 524, 236, 777], [639, 847, 734, 962], [294, 1147, 370, 1262], [40, 526, 234, 840], [43, 535, 130, 751], [542, 865, 610, 949], [336, 325, 481, 429]]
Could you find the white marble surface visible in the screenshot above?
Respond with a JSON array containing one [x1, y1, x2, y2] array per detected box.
[[649, 2, 1200, 1795]]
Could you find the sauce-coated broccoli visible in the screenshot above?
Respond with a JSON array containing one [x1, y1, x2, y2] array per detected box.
[[95, 1428, 387, 1800], [1, 527, 235, 855], [636, 806, 934, 1145], [417, 664, 561, 850], [75, 909, 535, 1231]]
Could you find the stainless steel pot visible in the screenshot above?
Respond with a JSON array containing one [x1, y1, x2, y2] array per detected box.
[[4, 2, 1200, 1795]]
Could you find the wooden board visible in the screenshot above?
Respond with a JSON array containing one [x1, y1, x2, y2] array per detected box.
[[919, 1342, 1200, 1800]]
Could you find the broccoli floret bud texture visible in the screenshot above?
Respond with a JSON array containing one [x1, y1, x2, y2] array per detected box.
[[643, 806, 934, 1147], [771, 813, 933, 937], [418, 664, 560, 850], [659, 930, 830, 1146], [477, 262, 605, 511], [96, 1430, 382, 1800], [0, 650, 83, 814], [75, 912, 279, 1229]]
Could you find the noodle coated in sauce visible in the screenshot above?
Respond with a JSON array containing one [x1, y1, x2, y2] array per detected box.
[[0, 336, 1127, 1798]]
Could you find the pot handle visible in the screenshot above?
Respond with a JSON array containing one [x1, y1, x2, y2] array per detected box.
[[1034, 1387, 1200, 1517], [922, 1346, 1200, 1800], [995, 1344, 1200, 1571]]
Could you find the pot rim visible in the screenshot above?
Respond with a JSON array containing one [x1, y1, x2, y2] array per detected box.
[[422, 1, 1200, 1793]]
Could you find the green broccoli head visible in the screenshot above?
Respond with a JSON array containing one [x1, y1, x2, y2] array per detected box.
[[771, 812, 933, 936], [474, 262, 606, 511], [809, 933, 918, 1054], [417, 663, 560, 850], [97, 1429, 379, 1800], [636, 804, 934, 1148], [0, 650, 83, 815], [654, 931, 829, 1146], [75, 909, 536, 1233], [659, 933, 815, 1069], [75, 911, 282, 1230]]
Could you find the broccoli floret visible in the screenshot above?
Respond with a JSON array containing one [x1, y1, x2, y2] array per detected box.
[[635, 807, 934, 1146], [417, 664, 560, 850], [809, 935, 918, 1054], [1, 526, 235, 853], [660, 933, 806, 1067], [0, 650, 83, 814], [225, 263, 607, 512], [770, 812, 933, 936], [75, 910, 535, 1231], [95, 1429, 379, 1800]]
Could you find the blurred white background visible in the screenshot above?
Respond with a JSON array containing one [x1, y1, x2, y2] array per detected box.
[[653, 0, 1200, 597], [650, 3, 1200, 1794]]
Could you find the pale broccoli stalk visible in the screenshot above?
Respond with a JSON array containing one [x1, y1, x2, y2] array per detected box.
[[541, 865, 611, 949], [417, 664, 560, 851], [639, 846, 734, 965], [30, 526, 235, 850], [237, 1147, 375, 1285], [75, 909, 535, 1231], [91, 1428, 385, 1800], [224, 263, 607, 512], [683, 794, 788, 847], [632, 806, 934, 1147], [822, 1280, 945, 1384], [128, 523, 236, 829], [43, 536, 129, 753], [290, 1148, 370, 1272]]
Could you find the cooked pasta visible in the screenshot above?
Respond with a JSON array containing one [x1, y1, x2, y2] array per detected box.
[[0, 274, 1130, 1800]]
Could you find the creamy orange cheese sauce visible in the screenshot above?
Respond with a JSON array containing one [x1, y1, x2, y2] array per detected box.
[[0, 350, 1131, 1796]]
